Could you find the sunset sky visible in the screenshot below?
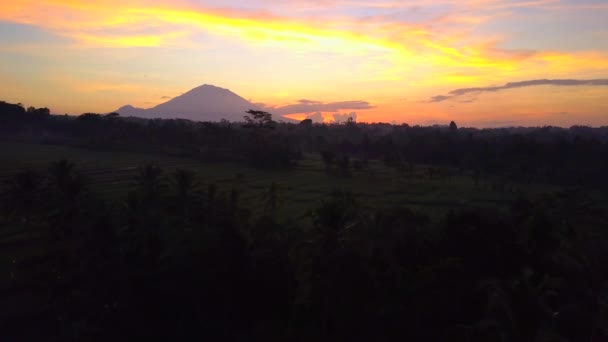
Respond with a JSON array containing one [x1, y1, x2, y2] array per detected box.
[[1, 0, 608, 127]]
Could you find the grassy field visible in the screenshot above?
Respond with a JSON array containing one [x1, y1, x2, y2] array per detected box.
[[0, 140, 582, 338], [0, 140, 558, 221]]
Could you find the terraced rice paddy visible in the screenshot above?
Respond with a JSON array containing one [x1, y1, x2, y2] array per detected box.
[[0, 140, 557, 221], [0, 140, 568, 337]]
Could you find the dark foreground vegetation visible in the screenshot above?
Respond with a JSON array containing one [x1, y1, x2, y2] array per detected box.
[[1, 101, 608, 341]]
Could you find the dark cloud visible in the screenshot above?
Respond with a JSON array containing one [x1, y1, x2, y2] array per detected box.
[[428, 78, 608, 102], [430, 95, 452, 102], [298, 99, 322, 105], [273, 100, 374, 115], [252, 102, 268, 108], [160, 96, 172, 99]]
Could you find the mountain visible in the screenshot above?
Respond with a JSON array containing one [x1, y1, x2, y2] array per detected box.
[[116, 84, 296, 123]]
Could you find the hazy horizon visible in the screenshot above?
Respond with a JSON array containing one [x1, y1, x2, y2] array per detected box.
[[1, 0, 608, 127]]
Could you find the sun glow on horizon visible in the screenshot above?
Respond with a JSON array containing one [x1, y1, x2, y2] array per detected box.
[[1, 0, 608, 126]]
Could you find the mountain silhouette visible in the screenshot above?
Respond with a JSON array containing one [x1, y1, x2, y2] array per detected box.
[[116, 84, 296, 122]]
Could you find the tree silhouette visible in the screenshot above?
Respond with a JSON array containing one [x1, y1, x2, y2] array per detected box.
[[135, 164, 164, 199], [449, 120, 458, 132], [1, 170, 43, 222], [48, 159, 85, 200], [49, 159, 75, 191], [320, 150, 335, 170], [243, 109, 276, 129], [336, 154, 350, 176], [170, 169, 199, 202], [310, 190, 360, 255], [262, 182, 283, 212], [2, 98, 608, 341], [169, 169, 201, 222]]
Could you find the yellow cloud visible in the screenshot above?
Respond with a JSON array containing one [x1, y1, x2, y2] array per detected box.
[[2, 0, 607, 83], [2, 0, 608, 124]]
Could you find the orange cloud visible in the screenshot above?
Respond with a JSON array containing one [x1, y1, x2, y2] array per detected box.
[[2, 0, 607, 82], [2, 0, 608, 125]]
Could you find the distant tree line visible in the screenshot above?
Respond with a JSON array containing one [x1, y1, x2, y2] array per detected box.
[[0, 102, 301, 169], [2, 99, 608, 186], [1, 161, 607, 341]]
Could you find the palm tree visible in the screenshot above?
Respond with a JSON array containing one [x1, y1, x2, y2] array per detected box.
[[170, 169, 198, 201], [310, 190, 360, 254], [135, 164, 164, 199], [49, 159, 74, 191], [2, 170, 43, 222], [48, 159, 85, 200], [262, 182, 283, 212], [169, 169, 200, 219]]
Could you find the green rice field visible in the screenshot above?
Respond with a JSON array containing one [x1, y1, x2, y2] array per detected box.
[[0, 140, 558, 221]]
